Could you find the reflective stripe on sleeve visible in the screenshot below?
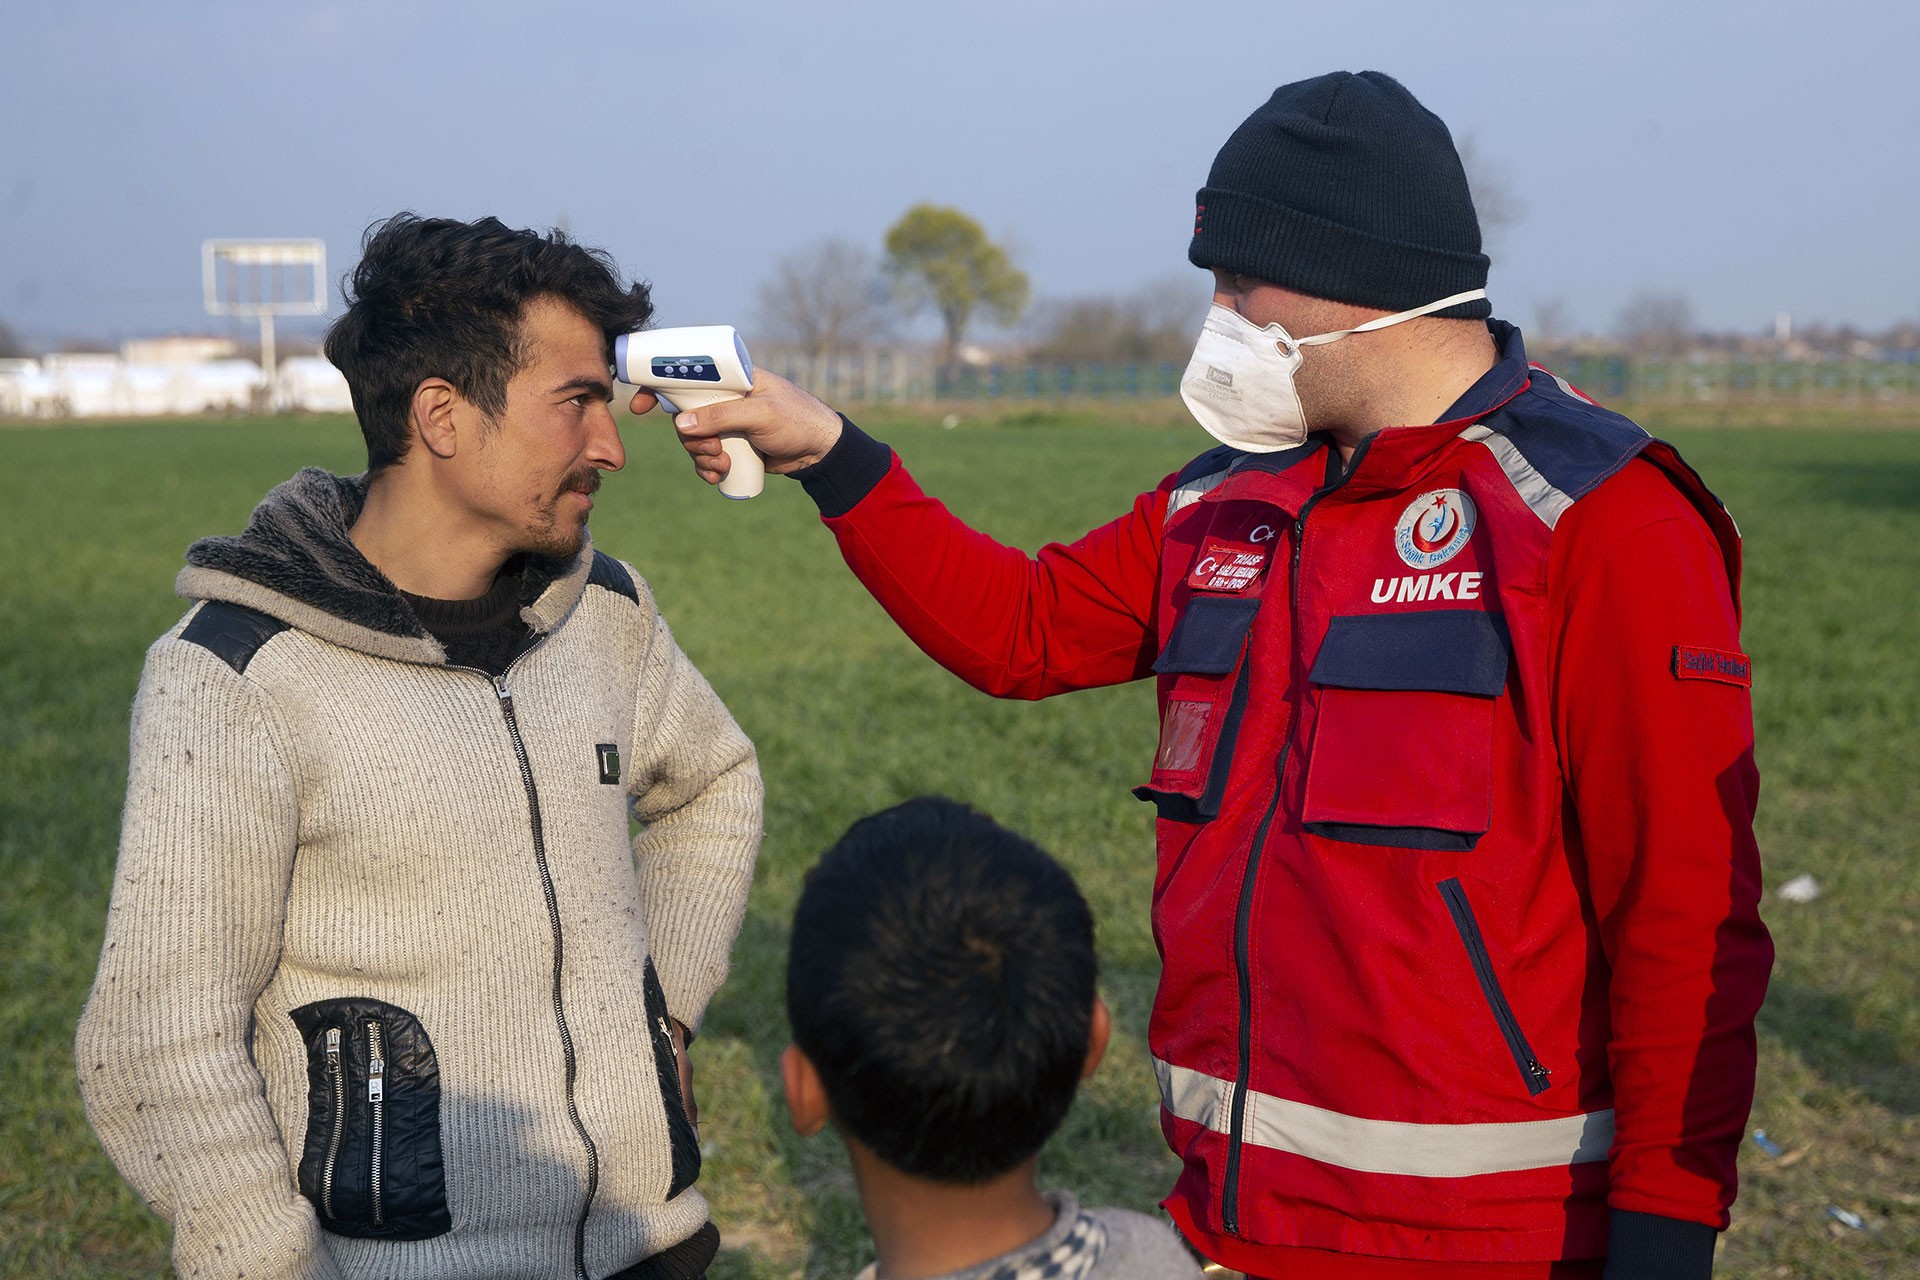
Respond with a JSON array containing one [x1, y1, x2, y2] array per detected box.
[[1155, 1057, 1614, 1179]]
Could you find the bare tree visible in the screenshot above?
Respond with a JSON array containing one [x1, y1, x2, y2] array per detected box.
[[755, 238, 891, 364], [1027, 275, 1210, 364], [1457, 133, 1523, 251], [1134, 274, 1211, 347], [1531, 296, 1574, 347], [1615, 292, 1696, 356]]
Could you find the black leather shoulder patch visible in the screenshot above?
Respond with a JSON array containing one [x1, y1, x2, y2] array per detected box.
[[179, 602, 290, 675], [587, 551, 639, 604]]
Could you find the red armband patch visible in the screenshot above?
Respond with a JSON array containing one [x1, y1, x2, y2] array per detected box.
[[1673, 645, 1752, 687]]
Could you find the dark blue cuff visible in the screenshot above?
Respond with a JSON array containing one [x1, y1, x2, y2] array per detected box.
[[1603, 1210, 1717, 1280], [793, 416, 892, 518]]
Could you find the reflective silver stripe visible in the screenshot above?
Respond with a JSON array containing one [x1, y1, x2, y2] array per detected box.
[[1155, 1058, 1614, 1179], [1154, 1056, 1231, 1132], [1535, 364, 1596, 406], [1456, 423, 1576, 530], [1165, 468, 1229, 523]]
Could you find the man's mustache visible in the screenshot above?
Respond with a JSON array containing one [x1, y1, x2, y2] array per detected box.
[[565, 469, 602, 497]]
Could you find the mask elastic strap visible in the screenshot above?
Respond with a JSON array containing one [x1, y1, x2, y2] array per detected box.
[[1293, 289, 1489, 350]]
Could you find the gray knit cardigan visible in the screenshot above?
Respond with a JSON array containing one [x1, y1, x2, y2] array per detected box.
[[76, 469, 762, 1280]]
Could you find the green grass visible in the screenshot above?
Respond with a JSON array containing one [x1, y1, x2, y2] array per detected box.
[[2, 407, 1915, 1277]]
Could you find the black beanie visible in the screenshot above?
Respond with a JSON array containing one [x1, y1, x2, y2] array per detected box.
[[1189, 70, 1492, 320]]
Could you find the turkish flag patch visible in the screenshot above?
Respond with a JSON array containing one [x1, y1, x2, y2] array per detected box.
[[1672, 645, 1752, 687], [1185, 539, 1269, 593]]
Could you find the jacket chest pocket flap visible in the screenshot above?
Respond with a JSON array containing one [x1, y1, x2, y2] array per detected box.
[[1137, 594, 1263, 823], [1303, 609, 1509, 851]]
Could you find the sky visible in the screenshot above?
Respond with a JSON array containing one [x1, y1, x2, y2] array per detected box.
[[3, 0, 1915, 351]]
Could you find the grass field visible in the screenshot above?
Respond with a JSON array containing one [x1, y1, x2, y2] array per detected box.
[[2, 405, 1915, 1278]]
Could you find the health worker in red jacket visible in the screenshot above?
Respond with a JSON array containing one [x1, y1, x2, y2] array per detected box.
[[668, 70, 1772, 1280]]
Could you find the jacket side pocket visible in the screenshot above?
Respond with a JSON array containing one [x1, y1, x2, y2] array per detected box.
[[641, 959, 701, 1200], [1134, 595, 1262, 824], [289, 998, 451, 1240], [1437, 878, 1553, 1096], [1302, 610, 1510, 850]]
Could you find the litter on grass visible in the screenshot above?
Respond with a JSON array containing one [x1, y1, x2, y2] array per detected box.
[[1751, 1129, 1783, 1158], [1777, 873, 1822, 903], [1826, 1205, 1865, 1231]]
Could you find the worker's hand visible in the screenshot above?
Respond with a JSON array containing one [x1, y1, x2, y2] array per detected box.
[[669, 1018, 697, 1127], [640, 369, 844, 487]]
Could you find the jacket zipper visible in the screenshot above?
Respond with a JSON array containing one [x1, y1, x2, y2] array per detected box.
[[1437, 878, 1552, 1096], [366, 1019, 387, 1225], [491, 666, 599, 1280], [657, 1014, 680, 1078], [1220, 441, 1364, 1236], [321, 1027, 345, 1220]]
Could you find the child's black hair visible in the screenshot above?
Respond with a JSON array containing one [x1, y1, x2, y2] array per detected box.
[[786, 797, 1098, 1184]]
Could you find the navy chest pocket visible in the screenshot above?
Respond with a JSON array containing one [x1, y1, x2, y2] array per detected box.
[[1302, 610, 1510, 851]]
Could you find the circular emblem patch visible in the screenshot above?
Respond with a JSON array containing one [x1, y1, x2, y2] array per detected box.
[[1394, 489, 1477, 570]]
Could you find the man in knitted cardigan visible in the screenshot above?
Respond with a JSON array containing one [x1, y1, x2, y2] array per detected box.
[[76, 214, 762, 1280]]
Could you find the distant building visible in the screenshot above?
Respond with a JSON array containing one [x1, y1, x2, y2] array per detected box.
[[274, 356, 353, 413], [122, 336, 238, 365]]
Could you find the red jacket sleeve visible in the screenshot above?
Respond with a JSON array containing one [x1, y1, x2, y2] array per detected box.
[[818, 447, 1171, 700], [1549, 459, 1773, 1230]]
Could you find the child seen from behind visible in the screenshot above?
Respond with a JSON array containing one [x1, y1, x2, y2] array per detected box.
[[782, 797, 1204, 1280]]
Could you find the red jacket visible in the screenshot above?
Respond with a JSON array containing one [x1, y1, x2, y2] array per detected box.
[[798, 323, 1771, 1277]]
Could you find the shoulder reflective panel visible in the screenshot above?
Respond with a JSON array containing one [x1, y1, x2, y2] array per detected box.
[[1458, 370, 1652, 529], [180, 601, 291, 675], [1166, 444, 1244, 522], [1154, 1057, 1613, 1179], [1533, 364, 1595, 405], [1166, 467, 1232, 524], [586, 550, 638, 604], [1455, 423, 1576, 529]]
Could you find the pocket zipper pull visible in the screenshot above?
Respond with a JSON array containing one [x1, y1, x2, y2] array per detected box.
[[325, 1026, 342, 1062], [658, 1015, 679, 1066], [368, 1038, 386, 1103]]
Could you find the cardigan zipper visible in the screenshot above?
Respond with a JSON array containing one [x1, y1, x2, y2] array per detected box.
[[491, 666, 599, 1280], [321, 1027, 345, 1220], [1220, 441, 1367, 1236], [366, 1019, 387, 1225]]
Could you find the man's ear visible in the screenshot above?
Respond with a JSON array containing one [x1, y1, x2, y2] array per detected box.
[[411, 378, 462, 460], [780, 1044, 830, 1137], [1082, 994, 1112, 1081]]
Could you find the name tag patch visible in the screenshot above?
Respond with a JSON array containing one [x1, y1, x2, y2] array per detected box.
[[1672, 646, 1751, 687], [1186, 539, 1269, 592]]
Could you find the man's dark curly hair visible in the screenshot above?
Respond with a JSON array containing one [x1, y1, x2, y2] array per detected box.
[[324, 214, 653, 471], [786, 797, 1099, 1185]]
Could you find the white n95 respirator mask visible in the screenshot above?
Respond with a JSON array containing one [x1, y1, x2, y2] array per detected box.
[[1178, 288, 1488, 452]]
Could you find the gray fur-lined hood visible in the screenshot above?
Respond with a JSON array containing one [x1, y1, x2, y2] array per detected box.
[[177, 467, 593, 665]]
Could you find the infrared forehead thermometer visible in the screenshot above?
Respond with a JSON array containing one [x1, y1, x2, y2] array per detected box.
[[613, 325, 762, 500]]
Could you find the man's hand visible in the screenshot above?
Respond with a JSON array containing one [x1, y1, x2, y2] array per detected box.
[[669, 1018, 697, 1127], [635, 369, 843, 488]]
